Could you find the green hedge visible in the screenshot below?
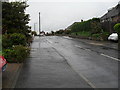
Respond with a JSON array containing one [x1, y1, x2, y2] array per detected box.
[[3, 45, 30, 63], [10, 33, 27, 46], [70, 18, 102, 33], [2, 33, 27, 49], [2, 34, 12, 49]]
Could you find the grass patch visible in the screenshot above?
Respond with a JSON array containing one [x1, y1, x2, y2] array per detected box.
[[71, 31, 91, 37]]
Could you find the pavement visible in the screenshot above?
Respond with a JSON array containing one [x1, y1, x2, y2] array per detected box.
[[2, 36, 119, 89], [2, 63, 23, 89], [15, 36, 92, 88]]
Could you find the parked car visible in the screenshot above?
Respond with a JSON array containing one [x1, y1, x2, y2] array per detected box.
[[108, 33, 118, 41], [0, 56, 7, 72]]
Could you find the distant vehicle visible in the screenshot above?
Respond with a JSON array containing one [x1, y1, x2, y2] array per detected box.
[[108, 33, 118, 41], [0, 56, 7, 72]]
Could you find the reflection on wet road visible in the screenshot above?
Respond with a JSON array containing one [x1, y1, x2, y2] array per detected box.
[[15, 36, 118, 88]]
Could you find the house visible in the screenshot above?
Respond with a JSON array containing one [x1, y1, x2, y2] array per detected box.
[[101, 2, 120, 33]]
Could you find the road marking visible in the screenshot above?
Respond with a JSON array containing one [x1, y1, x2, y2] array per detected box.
[[75, 45, 91, 51], [75, 45, 82, 48], [52, 47, 96, 88], [101, 53, 120, 61], [63, 36, 73, 40], [79, 73, 96, 88], [46, 39, 53, 44], [75, 45, 119, 62]]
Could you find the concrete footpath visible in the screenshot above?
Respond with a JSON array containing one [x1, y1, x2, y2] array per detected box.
[[2, 63, 23, 88]]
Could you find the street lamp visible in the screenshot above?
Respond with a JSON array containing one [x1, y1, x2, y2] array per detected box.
[[39, 12, 41, 36]]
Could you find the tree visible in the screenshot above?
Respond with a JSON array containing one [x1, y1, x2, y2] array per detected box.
[[2, 1, 31, 34], [51, 31, 54, 35], [31, 31, 37, 36]]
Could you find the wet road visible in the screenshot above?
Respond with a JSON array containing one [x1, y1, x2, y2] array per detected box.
[[15, 36, 118, 88]]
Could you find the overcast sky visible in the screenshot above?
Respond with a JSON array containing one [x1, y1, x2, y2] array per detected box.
[[22, 0, 120, 33]]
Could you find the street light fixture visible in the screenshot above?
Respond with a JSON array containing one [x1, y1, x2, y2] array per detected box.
[[39, 12, 41, 36]]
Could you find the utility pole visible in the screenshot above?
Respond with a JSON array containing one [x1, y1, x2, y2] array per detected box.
[[39, 12, 41, 36]]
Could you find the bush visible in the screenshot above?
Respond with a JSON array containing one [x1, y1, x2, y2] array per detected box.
[[92, 33, 101, 40], [25, 33, 33, 46], [3, 45, 30, 63], [10, 33, 27, 46], [2, 33, 27, 49], [114, 23, 120, 34], [2, 34, 12, 49], [114, 23, 120, 50], [101, 32, 109, 40], [31, 31, 37, 36]]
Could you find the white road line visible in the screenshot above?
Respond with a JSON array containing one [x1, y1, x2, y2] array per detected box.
[[75, 45, 91, 51], [75, 45, 82, 48], [79, 73, 96, 88], [63, 36, 73, 40], [101, 53, 120, 61], [53, 46, 96, 88], [75, 45, 119, 62], [46, 39, 53, 44]]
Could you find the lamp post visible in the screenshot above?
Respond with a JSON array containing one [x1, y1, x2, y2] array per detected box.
[[39, 12, 41, 36]]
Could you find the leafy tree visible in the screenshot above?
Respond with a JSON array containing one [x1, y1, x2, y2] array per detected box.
[[51, 31, 54, 35], [2, 1, 31, 34], [55, 29, 64, 34], [31, 31, 37, 36]]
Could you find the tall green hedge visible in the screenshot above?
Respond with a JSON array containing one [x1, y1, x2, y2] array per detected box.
[[2, 33, 27, 49], [70, 18, 103, 35], [3, 45, 30, 63]]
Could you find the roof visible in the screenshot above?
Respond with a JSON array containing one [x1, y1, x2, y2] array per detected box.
[[101, 4, 120, 20]]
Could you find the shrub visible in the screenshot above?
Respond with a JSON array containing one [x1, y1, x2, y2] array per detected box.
[[2, 34, 12, 49], [2, 33, 27, 49], [25, 33, 33, 46], [3, 45, 30, 63], [114, 23, 120, 34], [92, 33, 100, 38], [101, 32, 110, 40], [114, 23, 120, 50], [31, 31, 37, 36], [10, 33, 27, 46], [3, 49, 15, 63]]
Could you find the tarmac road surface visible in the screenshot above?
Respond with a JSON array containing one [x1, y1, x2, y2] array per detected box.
[[15, 36, 118, 88]]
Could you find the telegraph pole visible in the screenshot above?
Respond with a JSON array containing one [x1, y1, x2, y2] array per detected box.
[[39, 12, 40, 35]]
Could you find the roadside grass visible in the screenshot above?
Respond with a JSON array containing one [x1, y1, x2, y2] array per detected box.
[[71, 31, 91, 37], [70, 31, 110, 41]]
